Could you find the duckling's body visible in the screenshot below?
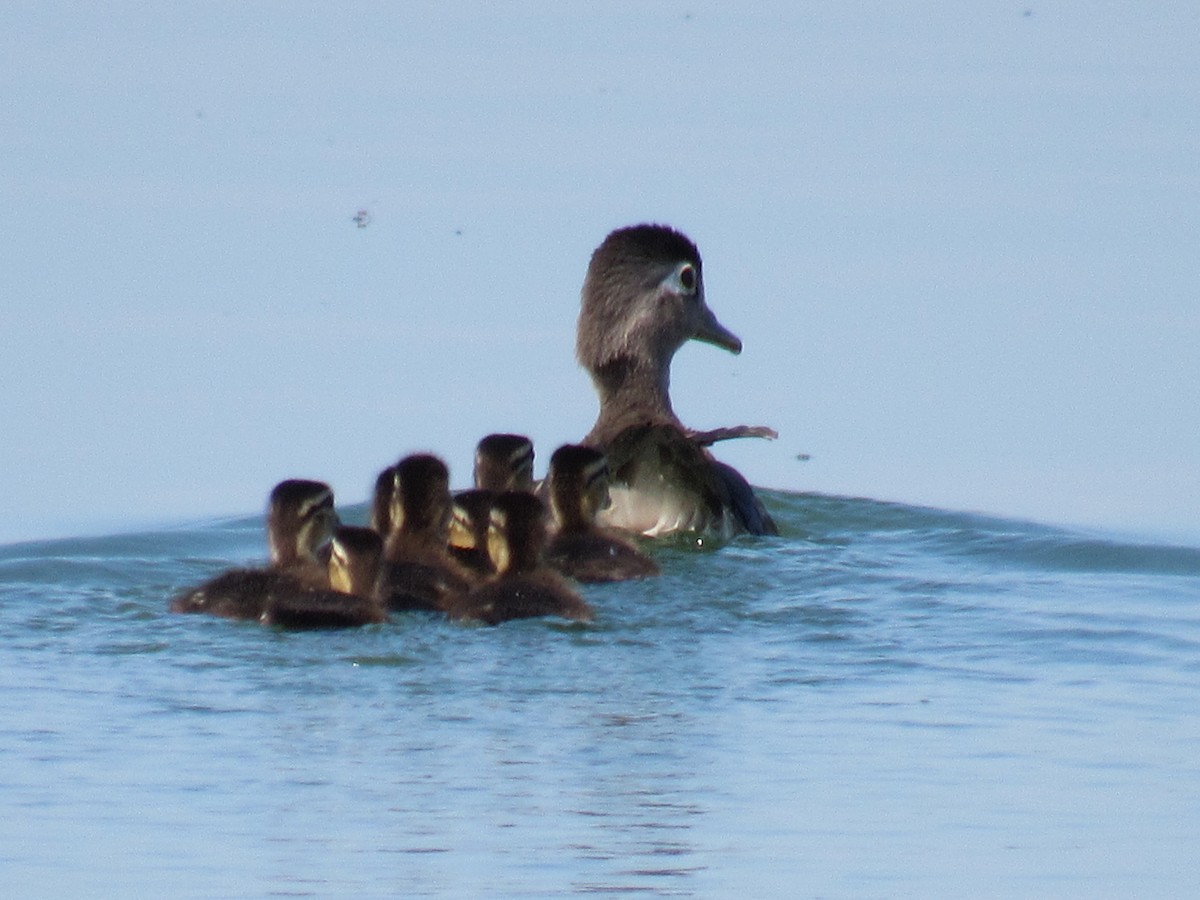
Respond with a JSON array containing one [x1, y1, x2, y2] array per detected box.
[[170, 479, 338, 619], [260, 526, 387, 629], [543, 444, 659, 583], [377, 455, 474, 612], [447, 491, 593, 626], [577, 224, 777, 538]]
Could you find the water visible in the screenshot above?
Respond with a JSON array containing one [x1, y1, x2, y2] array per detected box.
[[3, 491, 1199, 898]]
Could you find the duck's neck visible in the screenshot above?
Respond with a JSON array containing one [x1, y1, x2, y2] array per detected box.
[[586, 356, 682, 444]]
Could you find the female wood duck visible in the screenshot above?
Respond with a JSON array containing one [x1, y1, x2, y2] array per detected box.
[[576, 223, 778, 538], [260, 525, 388, 629], [170, 479, 338, 619], [376, 454, 475, 612], [446, 491, 593, 626], [543, 444, 660, 583]]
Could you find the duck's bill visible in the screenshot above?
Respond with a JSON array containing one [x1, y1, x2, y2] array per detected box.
[[694, 307, 743, 355]]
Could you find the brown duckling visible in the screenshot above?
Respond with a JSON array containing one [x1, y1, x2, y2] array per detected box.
[[260, 525, 388, 629], [377, 454, 474, 612], [170, 479, 338, 619], [577, 223, 777, 537], [447, 487, 497, 577], [473, 433, 535, 492], [543, 444, 660, 583], [446, 491, 593, 626]]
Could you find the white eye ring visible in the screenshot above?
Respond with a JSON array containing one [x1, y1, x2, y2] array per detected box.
[[668, 263, 697, 296]]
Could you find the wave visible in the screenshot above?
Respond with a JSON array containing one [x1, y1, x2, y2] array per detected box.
[[3, 492, 1199, 590]]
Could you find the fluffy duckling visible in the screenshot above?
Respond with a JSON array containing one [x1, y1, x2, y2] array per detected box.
[[444, 433, 535, 576], [543, 444, 660, 583], [447, 488, 497, 577], [473, 433, 535, 492], [170, 479, 338, 619], [577, 223, 778, 537], [377, 454, 474, 612], [260, 525, 388, 629], [446, 491, 593, 626]]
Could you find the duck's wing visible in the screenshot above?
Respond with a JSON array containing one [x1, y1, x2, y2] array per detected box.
[[598, 423, 776, 537], [711, 460, 778, 536], [687, 424, 778, 446]]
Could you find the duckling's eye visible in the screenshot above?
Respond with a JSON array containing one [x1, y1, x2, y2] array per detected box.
[[678, 264, 697, 294]]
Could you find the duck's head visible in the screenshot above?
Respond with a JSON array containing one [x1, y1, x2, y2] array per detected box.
[[576, 224, 742, 378], [328, 525, 384, 596], [267, 479, 338, 567], [486, 491, 549, 575], [473, 434, 535, 492], [547, 444, 612, 528], [449, 488, 495, 554], [388, 454, 453, 540]]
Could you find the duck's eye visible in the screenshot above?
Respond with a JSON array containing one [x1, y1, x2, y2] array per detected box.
[[678, 264, 697, 294]]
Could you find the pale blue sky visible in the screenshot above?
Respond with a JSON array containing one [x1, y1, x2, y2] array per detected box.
[[3, 2, 1198, 545]]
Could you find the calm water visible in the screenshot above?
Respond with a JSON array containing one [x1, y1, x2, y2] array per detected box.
[[3, 491, 1199, 899]]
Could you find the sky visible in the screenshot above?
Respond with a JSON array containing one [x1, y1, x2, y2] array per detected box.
[[3, 2, 1198, 546]]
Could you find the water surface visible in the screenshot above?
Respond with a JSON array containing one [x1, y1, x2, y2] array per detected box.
[[3, 491, 1199, 898]]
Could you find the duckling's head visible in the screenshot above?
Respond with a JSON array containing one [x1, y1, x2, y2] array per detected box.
[[576, 224, 742, 377], [267, 479, 337, 567], [474, 433, 535, 492], [328, 525, 384, 596], [389, 454, 453, 540], [449, 488, 495, 554], [547, 444, 612, 528], [487, 491, 549, 575], [369, 465, 396, 535]]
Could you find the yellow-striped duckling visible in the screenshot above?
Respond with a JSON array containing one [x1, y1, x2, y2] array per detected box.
[[543, 444, 660, 583], [170, 479, 338, 619], [577, 223, 778, 537], [377, 454, 474, 612], [447, 488, 497, 577], [446, 491, 593, 626], [473, 433, 535, 492], [260, 525, 388, 629]]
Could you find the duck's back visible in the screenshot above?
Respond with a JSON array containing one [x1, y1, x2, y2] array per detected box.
[[170, 568, 306, 620], [448, 573, 593, 626], [598, 423, 777, 537], [260, 589, 386, 629], [544, 529, 660, 583], [382, 537, 473, 612]]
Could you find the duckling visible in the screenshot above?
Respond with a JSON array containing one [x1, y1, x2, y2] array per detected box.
[[447, 488, 497, 576], [170, 479, 338, 619], [444, 433, 535, 575], [446, 491, 593, 626], [576, 223, 778, 538], [377, 454, 474, 611], [260, 525, 388, 629], [543, 444, 660, 583], [473, 433, 535, 492], [369, 464, 396, 535]]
